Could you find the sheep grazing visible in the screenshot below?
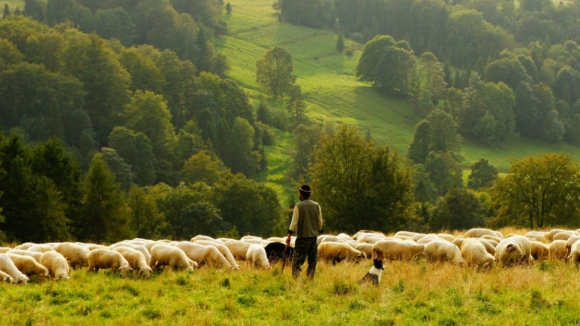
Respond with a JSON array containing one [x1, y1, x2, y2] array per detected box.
[[549, 240, 568, 260], [567, 241, 580, 264], [26, 244, 56, 253], [246, 244, 271, 269], [223, 240, 252, 261], [459, 238, 495, 269], [566, 236, 580, 257], [88, 249, 131, 274], [149, 244, 194, 271], [110, 243, 151, 265], [113, 247, 152, 277], [0, 270, 13, 283], [190, 235, 216, 242], [191, 240, 239, 269], [0, 247, 12, 254], [54, 242, 90, 269], [355, 243, 374, 260], [13, 243, 36, 250], [525, 232, 549, 244], [372, 240, 424, 261], [0, 254, 29, 284], [424, 240, 465, 265], [546, 229, 567, 242], [318, 242, 366, 263], [495, 236, 533, 266], [40, 251, 70, 280], [264, 242, 293, 264], [530, 241, 550, 261], [7, 250, 42, 263], [7, 254, 49, 280], [464, 228, 503, 239], [173, 242, 232, 269], [553, 232, 575, 242], [476, 239, 497, 256], [359, 258, 385, 286]]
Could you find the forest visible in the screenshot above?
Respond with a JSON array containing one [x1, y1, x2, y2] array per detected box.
[[1, 0, 580, 243]]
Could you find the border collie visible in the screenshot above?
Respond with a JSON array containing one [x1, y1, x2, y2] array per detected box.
[[359, 258, 385, 285]]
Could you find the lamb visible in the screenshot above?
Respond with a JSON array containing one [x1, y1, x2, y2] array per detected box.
[[173, 242, 232, 269], [530, 241, 550, 261], [0, 270, 13, 283], [495, 236, 533, 266], [40, 251, 70, 280], [459, 238, 495, 269], [372, 240, 424, 261], [149, 244, 194, 271], [549, 240, 568, 260], [245, 244, 271, 269], [318, 242, 366, 263], [424, 240, 465, 265], [6, 250, 42, 263], [54, 242, 90, 269], [193, 240, 239, 269], [113, 247, 152, 277], [0, 254, 29, 284], [87, 249, 131, 274], [7, 254, 49, 280]]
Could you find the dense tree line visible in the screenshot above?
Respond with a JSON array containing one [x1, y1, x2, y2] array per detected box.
[[0, 134, 283, 243], [0, 16, 270, 186]]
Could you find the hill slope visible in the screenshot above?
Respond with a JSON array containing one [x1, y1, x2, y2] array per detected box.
[[216, 0, 580, 200]]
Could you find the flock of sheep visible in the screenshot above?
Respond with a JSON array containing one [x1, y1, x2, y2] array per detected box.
[[0, 227, 578, 284]]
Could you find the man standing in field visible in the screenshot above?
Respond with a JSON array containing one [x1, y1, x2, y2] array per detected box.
[[286, 185, 323, 279]]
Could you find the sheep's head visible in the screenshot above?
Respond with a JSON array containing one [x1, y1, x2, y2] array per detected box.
[[118, 265, 132, 274]]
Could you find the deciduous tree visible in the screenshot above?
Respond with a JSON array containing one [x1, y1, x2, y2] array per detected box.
[[256, 46, 295, 99]]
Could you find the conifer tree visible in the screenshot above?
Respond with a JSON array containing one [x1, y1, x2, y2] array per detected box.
[[3, 3, 9, 17]]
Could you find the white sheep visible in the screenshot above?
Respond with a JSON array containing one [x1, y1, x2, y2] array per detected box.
[[0, 270, 13, 283], [87, 249, 131, 274], [495, 236, 533, 266], [6, 249, 42, 263], [113, 247, 152, 277], [464, 228, 502, 239], [0, 254, 29, 284], [13, 242, 36, 250], [173, 242, 232, 269], [318, 242, 366, 263], [372, 240, 424, 261], [566, 236, 580, 257], [476, 238, 497, 256], [223, 240, 252, 261], [530, 241, 550, 261], [7, 254, 49, 280], [40, 251, 70, 280], [0, 247, 12, 254], [424, 240, 465, 265], [246, 244, 271, 269], [567, 241, 580, 264], [460, 238, 495, 269], [193, 240, 239, 269], [190, 235, 216, 242], [54, 242, 90, 269], [27, 244, 56, 253], [355, 243, 374, 259], [149, 244, 194, 271], [549, 240, 568, 260]]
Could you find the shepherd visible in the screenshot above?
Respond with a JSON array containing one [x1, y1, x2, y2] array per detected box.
[[285, 185, 323, 279]]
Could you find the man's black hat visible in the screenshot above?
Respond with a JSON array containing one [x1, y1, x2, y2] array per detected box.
[[299, 185, 312, 193]]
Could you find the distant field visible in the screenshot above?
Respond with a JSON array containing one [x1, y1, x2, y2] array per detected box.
[[217, 0, 580, 199], [2, 0, 24, 13]]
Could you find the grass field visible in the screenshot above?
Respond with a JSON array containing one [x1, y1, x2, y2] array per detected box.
[[4, 255, 580, 325], [2, 0, 23, 13], [216, 0, 580, 200]]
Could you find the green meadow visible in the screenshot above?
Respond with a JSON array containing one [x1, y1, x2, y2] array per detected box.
[[3, 259, 580, 325], [217, 0, 580, 199]]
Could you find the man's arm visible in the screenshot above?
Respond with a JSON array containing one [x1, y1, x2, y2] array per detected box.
[[286, 205, 299, 245]]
